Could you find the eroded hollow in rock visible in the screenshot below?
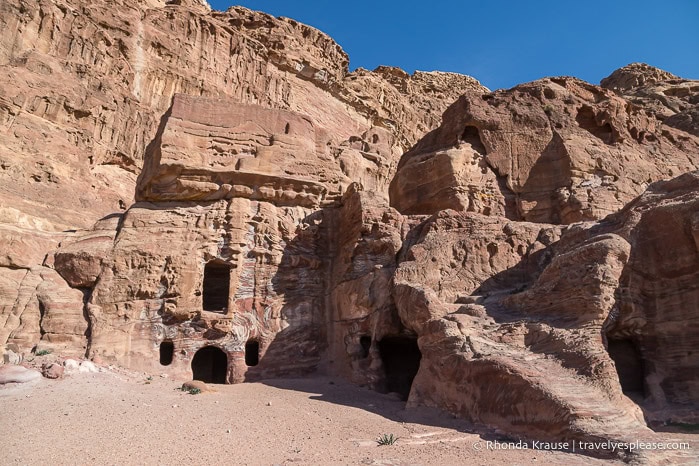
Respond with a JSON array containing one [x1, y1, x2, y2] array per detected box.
[[576, 105, 614, 144], [378, 336, 422, 401], [160, 341, 174, 366], [192, 346, 228, 383], [245, 340, 259, 367], [607, 338, 645, 397], [203, 260, 231, 313], [461, 125, 486, 155]]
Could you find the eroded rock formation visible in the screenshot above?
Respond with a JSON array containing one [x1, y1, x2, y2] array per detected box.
[[1, 0, 698, 460], [390, 75, 699, 223], [0, 0, 482, 361]]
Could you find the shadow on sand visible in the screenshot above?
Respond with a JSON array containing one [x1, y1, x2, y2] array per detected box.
[[259, 375, 509, 444]]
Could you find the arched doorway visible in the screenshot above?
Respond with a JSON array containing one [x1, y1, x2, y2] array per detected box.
[[191, 346, 228, 383]]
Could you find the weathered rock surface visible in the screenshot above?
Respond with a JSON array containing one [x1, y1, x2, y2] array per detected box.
[[0, 0, 482, 364], [602, 62, 699, 138], [137, 94, 369, 206], [393, 172, 699, 459], [42, 362, 64, 379], [0, 0, 481, 233], [0, 0, 698, 457], [390, 74, 699, 224], [1, 265, 87, 357], [603, 173, 699, 421], [327, 185, 408, 389]]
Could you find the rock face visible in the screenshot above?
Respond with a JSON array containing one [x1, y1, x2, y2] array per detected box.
[[138, 94, 361, 205], [0, 0, 483, 233], [606, 173, 699, 416], [390, 174, 699, 460], [1, 0, 699, 459], [601, 62, 699, 138], [0, 0, 483, 364], [390, 75, 699, 223]]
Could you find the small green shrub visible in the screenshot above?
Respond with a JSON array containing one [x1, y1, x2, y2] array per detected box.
[[376, 433, 398, 446], [176, 386, 202, 395], [35, 349, 52, 356]]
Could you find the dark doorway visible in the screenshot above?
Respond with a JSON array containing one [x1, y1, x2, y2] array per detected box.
[[160, 341, 174, 366], [607, 338, 645, 396], [203, 261, 231, 313], [245, 340, 259, 367], [378, 336, 422, 401], [192, 346, 228, 383]]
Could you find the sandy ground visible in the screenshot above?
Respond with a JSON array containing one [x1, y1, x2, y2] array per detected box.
[[0, 368, 696, 465]]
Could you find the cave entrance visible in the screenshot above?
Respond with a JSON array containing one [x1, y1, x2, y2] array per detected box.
[[203, 260, 231, 313], [378, 336, 422, 401], [461, 125, 486, 155], [607, 338, 645, 398], [160, 341, 174, 366], [192, 346, 228, 384]]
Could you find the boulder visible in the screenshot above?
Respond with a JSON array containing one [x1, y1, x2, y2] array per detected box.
[[42, 363, 65, 379], [63, 359, 80, 372], [78, 361, 99, 373]]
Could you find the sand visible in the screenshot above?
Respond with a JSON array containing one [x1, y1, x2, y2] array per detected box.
[[0, 368, 694, 465]]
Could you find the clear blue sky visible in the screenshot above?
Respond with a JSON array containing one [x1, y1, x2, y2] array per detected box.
[[209, 1, 699, 90]]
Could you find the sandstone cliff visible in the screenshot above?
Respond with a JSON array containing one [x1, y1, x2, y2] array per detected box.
[[0, 0, 483, 232], [0, 0, 482, 358], [1, 0, 698, 461]]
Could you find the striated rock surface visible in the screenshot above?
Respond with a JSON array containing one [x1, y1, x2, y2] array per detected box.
[[1, 0, 698, 460], [84, 197, 329, 380], [393, 173, 699, 460], [604, 173, 699, 420]]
